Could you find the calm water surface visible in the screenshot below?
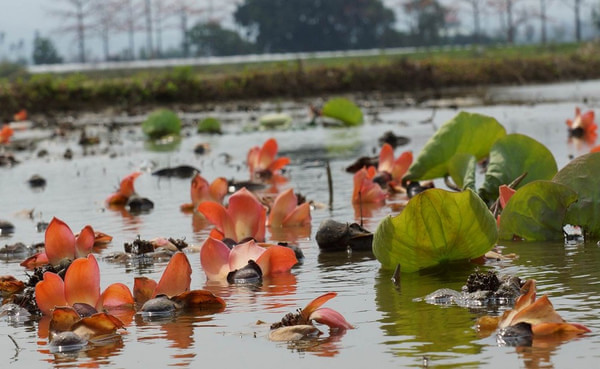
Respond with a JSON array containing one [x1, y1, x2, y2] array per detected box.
[[1, 82, 600, 368]]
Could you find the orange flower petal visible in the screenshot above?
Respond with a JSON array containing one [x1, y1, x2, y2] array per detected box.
[[170, 290, 226, 311], [119, 171, 142, 198], [258, 138, 278, 171], [209, 177, 229, 203], [190, 174, 210, 206], [228, 188, 267, 242], [268, 189, 297, 227], [64, 254, 101, 308], [309, 307, 353, 330], [391, 151, 413, 181], [133, 277, 157, 306], [45, 217, 76, 265], [35, 272, 67, 315], [72, 312, 124, 340], [282, 202, 311, 227], [499, 185, 516, 209], [268, 157, 290, 173], [49, 306, 81, 333], [200, 237, 231, 281], [510, 295, 565, 327], [99, 283, 135, 310], [197, 201, 235, 240], [229, 240, 266, 271], [20, 252, 49, 269], [532, 322, 591, 336], [155, 252, 192, 298], [255, 244, 297, 276], [247, 146, 260, 175], [75, 225, 95, 258], [378, 143, 394, 173], [301, 292, 337, 321]]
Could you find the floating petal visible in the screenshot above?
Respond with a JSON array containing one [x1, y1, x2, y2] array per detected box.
[[20, 252, 49, 269], [133, 277, 157, 306], [301, 292, 337, 321], [64, 254, 101, 308], [99, 283, 135, 310], [197, 201, 236, 240], [269, 189, 298, 227], [119, 171, 142, 198], [45, 217, 76, 266], [200, 237, 231, 281], [155, 252, 191, 298], [75, 225, 95, 258], [229, 240, 266, 271], [35, 272, 67, 315], [228, 188, 266, 242], [378, 143, 394, 173], [49, 306, 81, 333], [309, 307, 354, 330], [282, 202, 311, 227], [170, 290, 226, 311], [209, 177, 228, 203], [255, 245, 297, 276], [258, 138, 278, 171]]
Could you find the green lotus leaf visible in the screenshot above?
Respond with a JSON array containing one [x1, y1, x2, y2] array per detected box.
[[142, 109, 181, 139], [498, 180, 577, 241], [259, 112, 292, 129], [372, 189, 497, 273], [404, 112, 506, 181], [448, 153, 476, 191], [479, 134, 557, 203], [197, 117, 222, 134], [321, 97, 363, 126], [553, 152, 600, 238]]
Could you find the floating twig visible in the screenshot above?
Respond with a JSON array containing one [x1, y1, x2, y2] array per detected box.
[[392, 264, 401, 286], [326, 160, 333, 210]]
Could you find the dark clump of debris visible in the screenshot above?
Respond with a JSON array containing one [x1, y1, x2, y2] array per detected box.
[[270, 309, 305, 330], [124, 237, 155, 255]]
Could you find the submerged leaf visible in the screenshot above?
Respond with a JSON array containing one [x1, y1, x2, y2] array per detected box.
[[404, 112, 506, 181], [479, 134, 558, 203], [553, 152, 600, 238], [372, 189, 497, 273], [142, 109, 181, 139], [321, 98, 363, 126], [498, 180, 577, 241]]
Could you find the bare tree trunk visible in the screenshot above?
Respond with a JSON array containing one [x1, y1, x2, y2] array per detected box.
[[144, 0, 153, 58], [127, 0, 135, 59], [473, 0, 480, 43], [77, 1, 86, 62], [102, 31, 109, 60], [507, 0, 515, 43], [540, 0, 547, 44], [574, 0, 581, 41], [180, 7, 189, 57]]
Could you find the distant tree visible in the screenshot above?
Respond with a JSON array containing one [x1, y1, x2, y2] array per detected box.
[[460, 0, 486, 42], [49, 0, 94, 63], [404, 0, 448, 45], [188, 21, 255, 56], [90, 0, 126, 61], [234, 0, 396, 52], [32, 33, 63, 64]]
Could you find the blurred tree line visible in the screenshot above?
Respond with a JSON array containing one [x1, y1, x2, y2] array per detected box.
[[24, 0, 596, 64]]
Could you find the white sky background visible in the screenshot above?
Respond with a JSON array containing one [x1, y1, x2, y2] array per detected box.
[[0, 0, 597, 63]]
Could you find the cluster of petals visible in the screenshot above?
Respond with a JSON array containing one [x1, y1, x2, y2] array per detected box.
[[200, 237, 298, 281], [567, 107, 597, 145], [133, 252, 193, 305], [181, 174, 228, 212], [352, 166, 386, 204], [497, 280, 590, 336], [197, 187, 266, 243], [300, 292, 354, 330], [35, 253, 134, 315], [377, 143, 413, 185], [247, 138, 290, 178], [106, 171, 142, 206], [268, 188, 311, 227], [0, 124, 14, 144], [21, 217, 95, 268]]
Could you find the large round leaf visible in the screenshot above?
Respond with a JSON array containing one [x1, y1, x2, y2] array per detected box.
[[553, 152, 600, 238], [372, 189, 497, 273], [321, 98, 363, 126], [479, 134, 557, 203], [404, 112, 505, 181], [448, 153, 476, 191], [498, 180, 578, 241]]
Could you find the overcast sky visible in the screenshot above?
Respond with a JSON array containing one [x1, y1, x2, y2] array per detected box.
[[0, 0, 593, 64]]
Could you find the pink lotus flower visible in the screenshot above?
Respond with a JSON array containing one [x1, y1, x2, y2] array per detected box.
[[352, 167, 386, 204], [181, 174, 228, 212], [247, 138, 290, 179], [200, 237, 297, 281], [377, 143, 413, 185], [35, 254, 134, 315], [268, 188, 311, 227], [197, 187, 266, 242], [106, 171, 142, 206], [21, 217, 95, 268]]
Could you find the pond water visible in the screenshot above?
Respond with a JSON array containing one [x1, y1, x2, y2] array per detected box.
[[1, 80, 600, 368]]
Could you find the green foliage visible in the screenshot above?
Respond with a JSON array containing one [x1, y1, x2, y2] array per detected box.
[[479, 134, 558, 203], [404, 112, 506, 181], [32, 35, 63, 65], [553, 152, 600, 238], [187, 21, 255, 56], [197, 117, 222, 134], [234, 0, 396, 52], [321, 98, 363, 126], [372, 189, 497, 273], [498, 180, 578, 241], [448, 153, 476, 191], [142, 109, 182, 139]]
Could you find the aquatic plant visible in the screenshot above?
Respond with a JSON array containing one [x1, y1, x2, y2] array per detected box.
[[180, 174, 228, 212], [259, 112, 292, 129], [372, 189, 497, 273], [197, 187, 267, 243], [247, 137, 290, 180], [142, 109, 182, 139], [377, 143, 412, 189], [35, 254, 134, 315], [352, 166, 386, 204], [566, 107, 597, 145], [321, 98, 363, 126], [106, 171, 142, 206], [197, 117, 222, 134], [21, 217, 95, 268], [267, 188, 311, 227], [200, 237, 297, 282]]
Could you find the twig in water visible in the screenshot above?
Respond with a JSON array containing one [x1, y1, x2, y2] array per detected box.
[[392, 264, 401, 286], [326, 160, 333, 210], [8, 335, 19, 350]]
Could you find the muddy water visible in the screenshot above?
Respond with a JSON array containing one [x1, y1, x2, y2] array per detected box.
[[1, 82, 600, 368]]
